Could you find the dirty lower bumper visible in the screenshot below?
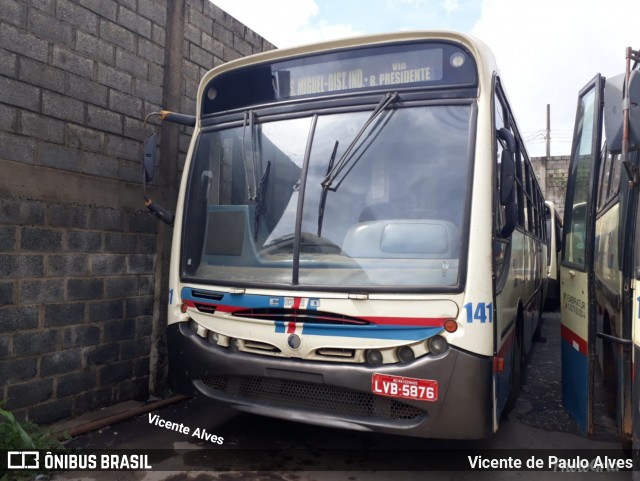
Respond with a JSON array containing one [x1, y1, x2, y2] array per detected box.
[[167, 322, 493, 439]]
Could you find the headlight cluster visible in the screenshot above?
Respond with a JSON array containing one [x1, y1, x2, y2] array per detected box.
[[186, 318, 455, 366], [364, 333, 451, 367], [186, 319, 229, 347]]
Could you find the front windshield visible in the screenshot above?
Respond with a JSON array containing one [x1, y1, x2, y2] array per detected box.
[[182, 104, 472, 289]]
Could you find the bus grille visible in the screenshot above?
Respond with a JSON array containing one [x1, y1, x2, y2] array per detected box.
[[201, 375, 425, 421]]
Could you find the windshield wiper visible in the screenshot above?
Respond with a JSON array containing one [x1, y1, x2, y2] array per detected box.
[[321, 91, 398, 191], [254, 160, 271, 241], [317, 92, 398, 236], [317, 140, 339, 236], [242, 110, 258, 201]]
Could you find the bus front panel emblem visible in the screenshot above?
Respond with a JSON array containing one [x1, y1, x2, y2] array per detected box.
[[287, 334, 301, 350]]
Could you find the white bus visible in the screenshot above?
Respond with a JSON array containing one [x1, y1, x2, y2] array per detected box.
[[544, 200, 562, 309], [560, 46, 640, 448], [145, 31, 547, 439]]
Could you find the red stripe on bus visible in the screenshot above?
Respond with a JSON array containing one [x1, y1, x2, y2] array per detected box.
[[560, 325, 588, 356], [287, 322, 296, 333], [362, 316, 447, 327], [188, 302, 447, 328], [497, 327, 515, 357], [293, 297, 302, 309], [214, 304, 244, 313]]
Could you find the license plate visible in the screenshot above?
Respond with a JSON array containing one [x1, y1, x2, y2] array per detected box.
[[371, 373, 438, 402]]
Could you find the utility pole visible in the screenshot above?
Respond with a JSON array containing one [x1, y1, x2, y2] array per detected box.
[[546, 103, 551, 159], [150, 0, 186, 397]]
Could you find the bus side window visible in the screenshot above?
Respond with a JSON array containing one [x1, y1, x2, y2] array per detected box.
[[556, 215, 562, 252], [524, 163, 534, 234], [515, 148, 525, 228], [596, 147, 612, 210], [608, 152, 622, 200], [494, 89, 507, 236], [636, 189, 640, 279], [493, 85, 514, 283]]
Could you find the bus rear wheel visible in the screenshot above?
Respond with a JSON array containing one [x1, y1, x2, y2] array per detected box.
[[504, 320, 523, 414]]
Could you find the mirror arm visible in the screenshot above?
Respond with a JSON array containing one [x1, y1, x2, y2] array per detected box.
[[144, 196, 174, 225], [160, 110, 196, 127]]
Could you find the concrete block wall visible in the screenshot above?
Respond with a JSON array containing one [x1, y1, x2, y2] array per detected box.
[[0, 200, 156, 422], [532, 156, 570, 217], [178, 0, 274, 165], [0, 0, 274, 425]]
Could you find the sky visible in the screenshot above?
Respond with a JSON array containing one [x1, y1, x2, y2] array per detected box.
[[210, 0, 638, 157]]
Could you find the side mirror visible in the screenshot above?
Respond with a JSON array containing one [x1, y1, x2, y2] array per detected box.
[[140, 110, 195, 226], [143, 134, 156, 183], [497, 128, 517, 238], [500, 201, 518, 239], [604, 69, 640, 153], [497, 128, 516, 206], [499, 149, 515, 205]]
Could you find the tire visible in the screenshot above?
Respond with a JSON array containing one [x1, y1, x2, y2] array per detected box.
[[504, 321, 523, 414]]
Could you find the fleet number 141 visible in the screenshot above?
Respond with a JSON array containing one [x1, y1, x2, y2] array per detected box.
[[463, 302, 493, 323]]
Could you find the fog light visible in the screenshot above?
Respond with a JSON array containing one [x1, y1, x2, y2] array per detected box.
[[366, 349, 383, 366], [396, 346, 415, 364], [207, 331, 219, 345], [229, 338, 241, 352], [428, 335, 448, 355], [188, 319, 198, 333]]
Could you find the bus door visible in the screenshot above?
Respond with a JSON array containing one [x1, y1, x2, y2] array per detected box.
[[560, 75, 603, 436], [602, 62, 640, 449], [623, 149, 639, 450], [634, 188, 640, 452]]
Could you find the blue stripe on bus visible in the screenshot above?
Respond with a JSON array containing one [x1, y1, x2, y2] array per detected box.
[[561, 337, 589, 435], [301, 324, 441, 340], [273, 320, 439, 340], [181, 287, 320, 310], [183, 287, 442, 340]]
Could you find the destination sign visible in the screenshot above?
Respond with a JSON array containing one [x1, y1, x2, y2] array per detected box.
[[274, 48, 444, 98], [201, 42, 477, 116]]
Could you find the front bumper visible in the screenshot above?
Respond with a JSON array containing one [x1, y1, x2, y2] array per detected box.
[[168, 322, 493, 439]]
